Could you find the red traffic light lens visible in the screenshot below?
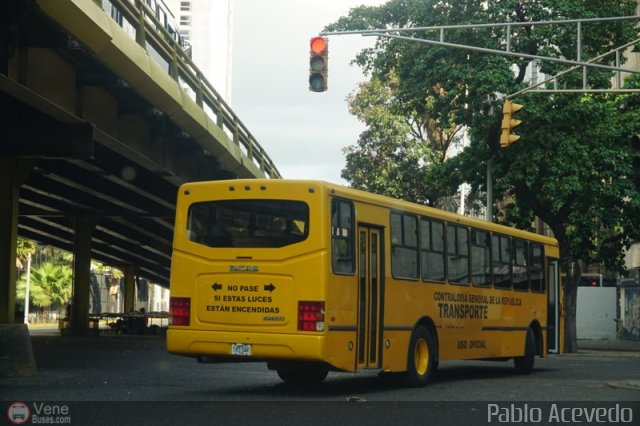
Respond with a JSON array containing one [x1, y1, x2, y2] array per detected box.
[[310, 37, 327, 54]]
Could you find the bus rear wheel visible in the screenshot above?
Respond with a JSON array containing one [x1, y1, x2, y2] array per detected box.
[[275, 365, 328, 385], [514, 328, 536, 374], [404, 325, 436, 387]]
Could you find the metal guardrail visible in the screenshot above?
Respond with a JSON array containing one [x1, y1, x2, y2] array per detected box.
[[97, 0, 281, 179]]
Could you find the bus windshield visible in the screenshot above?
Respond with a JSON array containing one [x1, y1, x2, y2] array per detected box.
[[186, 199, 309, 248]]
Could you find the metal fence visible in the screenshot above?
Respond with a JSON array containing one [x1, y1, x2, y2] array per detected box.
[[97, 0, 281, 179]]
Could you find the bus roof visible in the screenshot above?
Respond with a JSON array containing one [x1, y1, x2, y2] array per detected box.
[[180, 179, 559, 247]]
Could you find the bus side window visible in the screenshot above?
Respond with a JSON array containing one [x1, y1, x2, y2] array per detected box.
[[447, 224, 470, 284], [492, 234, 512, 289], [420, 218, 445, 282], [471, 229, 492, 287], [530, 243, 545, 292], [331, 199, 354, 274], [390, 212, 418, 279], [512, 239, 529, 291]]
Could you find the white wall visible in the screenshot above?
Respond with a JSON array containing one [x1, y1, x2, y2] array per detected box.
[[620, 283, 640, 341], [576, 287, 617, 340]]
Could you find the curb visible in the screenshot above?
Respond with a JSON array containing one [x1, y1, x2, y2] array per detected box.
[[565, 350, 640, 359], [607, 380, 640, 391]]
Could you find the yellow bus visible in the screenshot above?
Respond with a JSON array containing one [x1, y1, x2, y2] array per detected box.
[[167, 179, 563, 386]]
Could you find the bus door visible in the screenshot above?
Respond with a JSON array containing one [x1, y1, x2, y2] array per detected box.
[[356, 226, 384, 369], [547, 260, 560, 354]]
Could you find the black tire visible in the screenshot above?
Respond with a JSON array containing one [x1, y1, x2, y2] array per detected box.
[[276, 365, 328, 385], [403, 325, 436, 387], [514, 328, 536, 374]]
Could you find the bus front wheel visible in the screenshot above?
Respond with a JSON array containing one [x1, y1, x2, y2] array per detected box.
[[514, 328, 536, 374], [404, 325, 436, 387]]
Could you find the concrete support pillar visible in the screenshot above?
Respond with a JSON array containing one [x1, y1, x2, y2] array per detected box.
[[123, 265, 136, 313], [70, 216, 95, 333], [0, 160, 36, 377], [0, 159, 34, 324], [0, 324, 37, 377]]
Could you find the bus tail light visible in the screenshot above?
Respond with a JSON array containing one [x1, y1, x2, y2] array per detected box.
[[170, 297, 191, 326], [298, 301, 325, 331]]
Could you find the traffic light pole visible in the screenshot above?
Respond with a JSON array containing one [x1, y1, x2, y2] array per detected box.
[[321, 16, 640, 78], [322, 15, 640, 221], [508, 36, 640, 98]]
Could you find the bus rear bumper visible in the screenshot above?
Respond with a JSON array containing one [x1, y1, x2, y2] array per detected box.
[[167, 328, 327, 362]]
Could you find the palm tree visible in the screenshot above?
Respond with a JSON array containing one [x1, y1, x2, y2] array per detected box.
[[16, 262, 73, 319], [15, 237, 36, 276]]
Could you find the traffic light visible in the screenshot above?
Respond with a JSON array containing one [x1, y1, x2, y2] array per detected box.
[[500, 100, 523, 148], [309, 36, 328, 92]]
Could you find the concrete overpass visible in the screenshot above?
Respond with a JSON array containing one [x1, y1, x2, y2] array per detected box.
[[0, 0, 280, 345]]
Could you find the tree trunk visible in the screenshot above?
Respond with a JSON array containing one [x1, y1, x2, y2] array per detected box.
[[554, 228, 579, 353], [562, 260, 580, 353]]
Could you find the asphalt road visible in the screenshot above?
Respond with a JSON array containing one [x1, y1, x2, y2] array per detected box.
[[1, 332, 639, 425]]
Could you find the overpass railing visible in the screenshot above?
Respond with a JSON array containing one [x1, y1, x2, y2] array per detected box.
[[96, 0, 281, 179]]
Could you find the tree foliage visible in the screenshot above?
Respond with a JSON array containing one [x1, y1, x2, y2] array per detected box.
[[342, 71, 462, 205], [327, 0, 640, 351], [17, 262, 73, 309], [15, 237, 36, 270]]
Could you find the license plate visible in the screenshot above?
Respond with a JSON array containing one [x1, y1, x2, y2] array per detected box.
[[231, 343, 251, 356]]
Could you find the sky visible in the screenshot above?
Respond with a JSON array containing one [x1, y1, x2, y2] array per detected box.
[[231, 0, 384, 184]]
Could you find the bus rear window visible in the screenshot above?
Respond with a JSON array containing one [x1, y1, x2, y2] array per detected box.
[[186, 200, 309, 248]]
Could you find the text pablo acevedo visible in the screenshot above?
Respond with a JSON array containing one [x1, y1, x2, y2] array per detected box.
[[487, 403, 634, 424]]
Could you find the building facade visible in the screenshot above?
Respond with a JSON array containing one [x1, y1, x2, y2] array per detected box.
[[163, 0, 233, 102]]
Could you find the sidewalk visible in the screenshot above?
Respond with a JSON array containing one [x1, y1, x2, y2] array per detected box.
[[25, 325, 640, 351], [575, 339, 640, 391], [577, 338, 640, 353]]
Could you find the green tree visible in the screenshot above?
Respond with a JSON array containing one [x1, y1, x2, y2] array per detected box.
[[16, 237, 36, 259], [342, 72, 462, 205], [327, 0, 640, 352], [15, 237, 36, 275]]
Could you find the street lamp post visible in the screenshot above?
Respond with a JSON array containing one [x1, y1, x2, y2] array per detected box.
[[23, 252, 32, 324]]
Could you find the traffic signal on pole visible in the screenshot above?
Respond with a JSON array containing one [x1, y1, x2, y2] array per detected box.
[[500, 100, 523, 148], [309, 36, 328, 92]]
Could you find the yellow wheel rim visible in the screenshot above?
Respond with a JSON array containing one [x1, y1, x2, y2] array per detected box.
[[414, 338, 429, 376]]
